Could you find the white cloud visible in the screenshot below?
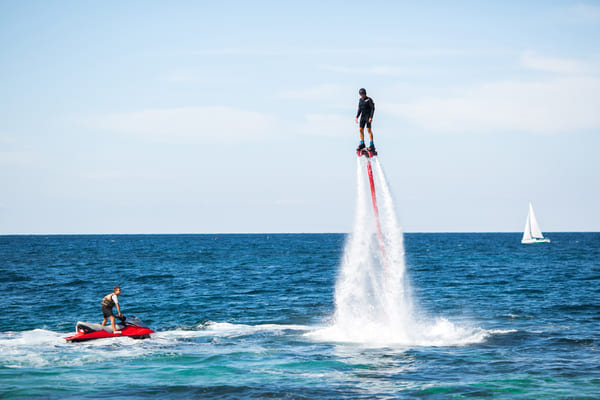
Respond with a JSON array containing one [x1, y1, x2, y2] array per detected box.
[[272, 199, 305, 205], [0, 151, 38, 166], [182, 47, 375, 57], [94, 106, 275, 142], [321, 64, 411, 76], [570, 3, 600, 20], [79, 170, 149, 181], [164, 70, 206, 83], [298, 113, 353, 138], [185, 48, 275, 56], [384, 77, 600, 134], [181, 47, 471, 58], [0, 135, 16, 144], [277, 84, 346, 100], [521, 52, 597, 74]]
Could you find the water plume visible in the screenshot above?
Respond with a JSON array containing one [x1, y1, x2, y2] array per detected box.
[[310, 157, 487, 346]]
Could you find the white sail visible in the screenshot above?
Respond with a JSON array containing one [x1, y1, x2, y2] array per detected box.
[[521, 202, 550, 244], [522, 211, 532, 242], [528, 203, 544, 239]]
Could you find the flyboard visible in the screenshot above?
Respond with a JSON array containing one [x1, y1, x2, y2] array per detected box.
[[357, 147, 388, 277]]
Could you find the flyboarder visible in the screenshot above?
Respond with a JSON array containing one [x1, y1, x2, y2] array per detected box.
[[355, 88, 376, 154]]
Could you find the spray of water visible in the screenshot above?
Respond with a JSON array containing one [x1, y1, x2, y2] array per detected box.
[[309, 157, 490, 346]]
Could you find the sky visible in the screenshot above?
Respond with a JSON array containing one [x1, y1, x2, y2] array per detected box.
[[1, 1, 599, 234]]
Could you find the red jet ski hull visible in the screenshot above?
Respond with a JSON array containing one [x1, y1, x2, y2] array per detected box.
[[65, 326, 154, 342], [64, 318, 154, 342]]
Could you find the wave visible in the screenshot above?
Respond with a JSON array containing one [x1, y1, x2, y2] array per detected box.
[[158, 321, 313, 340], [0, 322, 316, 369], [0, 319, 517, 371], [306, 317, 501, 347], [0, 322, 314, 346]]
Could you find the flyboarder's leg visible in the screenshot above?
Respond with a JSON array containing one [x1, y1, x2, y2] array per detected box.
[[367, 127, 374, 145], [357, 125, 366, 151], [366, 124, 377, 154]]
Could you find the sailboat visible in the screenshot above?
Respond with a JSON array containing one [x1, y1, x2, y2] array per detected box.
[[521, 202, 550, 244]]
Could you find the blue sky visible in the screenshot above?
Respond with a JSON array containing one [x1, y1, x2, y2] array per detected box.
[[1, 1, 599, 233]]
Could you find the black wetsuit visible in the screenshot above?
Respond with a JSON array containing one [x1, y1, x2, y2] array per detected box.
[[356, 96, 375, 128]]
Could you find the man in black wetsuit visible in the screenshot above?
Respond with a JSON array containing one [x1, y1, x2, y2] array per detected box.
[[355, 88, 376, 153]]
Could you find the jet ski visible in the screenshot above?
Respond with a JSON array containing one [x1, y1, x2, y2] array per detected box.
[[64, 315, 154, 342]]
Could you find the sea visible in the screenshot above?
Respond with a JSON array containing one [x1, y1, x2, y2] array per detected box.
[[2, 157, 599, 399], [1, 232, 598, 399]]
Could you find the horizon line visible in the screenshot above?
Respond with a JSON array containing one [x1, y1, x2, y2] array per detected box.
[[1, 231, 598, 236]]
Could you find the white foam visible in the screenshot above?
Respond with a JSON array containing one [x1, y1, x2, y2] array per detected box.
[[157, 322, 312, 340], [0, 329, 64, 347], [0, 322, 316, 369]]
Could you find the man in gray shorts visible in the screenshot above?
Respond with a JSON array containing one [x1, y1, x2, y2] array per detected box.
[[101, 286, 123, 334]]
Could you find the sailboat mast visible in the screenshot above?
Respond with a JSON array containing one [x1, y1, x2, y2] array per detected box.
[[522, 208, 532, 242], [529, 203, 544, 239]]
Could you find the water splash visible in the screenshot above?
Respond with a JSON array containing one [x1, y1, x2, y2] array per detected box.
[[310, 157, 487, 346]]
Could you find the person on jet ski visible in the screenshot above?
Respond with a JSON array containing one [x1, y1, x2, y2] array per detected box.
[[101, 286, 123, 334], [355, 88, 376, 153]]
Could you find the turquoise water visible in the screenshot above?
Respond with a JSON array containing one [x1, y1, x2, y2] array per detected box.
[[1, 233, 599, 398]]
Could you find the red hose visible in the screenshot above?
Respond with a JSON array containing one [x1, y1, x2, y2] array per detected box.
[[366, 159, 388, 277]]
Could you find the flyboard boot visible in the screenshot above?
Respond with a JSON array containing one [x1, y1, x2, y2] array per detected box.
[[367, 144, 377, 157], [356, 142, 366, 157]]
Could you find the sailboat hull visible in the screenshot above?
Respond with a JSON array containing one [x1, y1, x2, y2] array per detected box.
[[521, 237, 551, 244]]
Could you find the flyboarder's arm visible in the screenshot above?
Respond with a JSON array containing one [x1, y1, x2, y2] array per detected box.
[[369, 99, 375, 122], [355, 101, 362, 122]]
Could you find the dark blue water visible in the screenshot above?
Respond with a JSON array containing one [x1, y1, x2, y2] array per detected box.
[[1, 233, 599, 398]]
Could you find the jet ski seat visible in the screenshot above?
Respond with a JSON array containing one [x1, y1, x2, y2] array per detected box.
[[76, 321, 125, 334]]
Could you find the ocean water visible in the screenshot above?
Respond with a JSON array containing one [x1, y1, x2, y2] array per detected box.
[[1, 232, 599, 399]]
